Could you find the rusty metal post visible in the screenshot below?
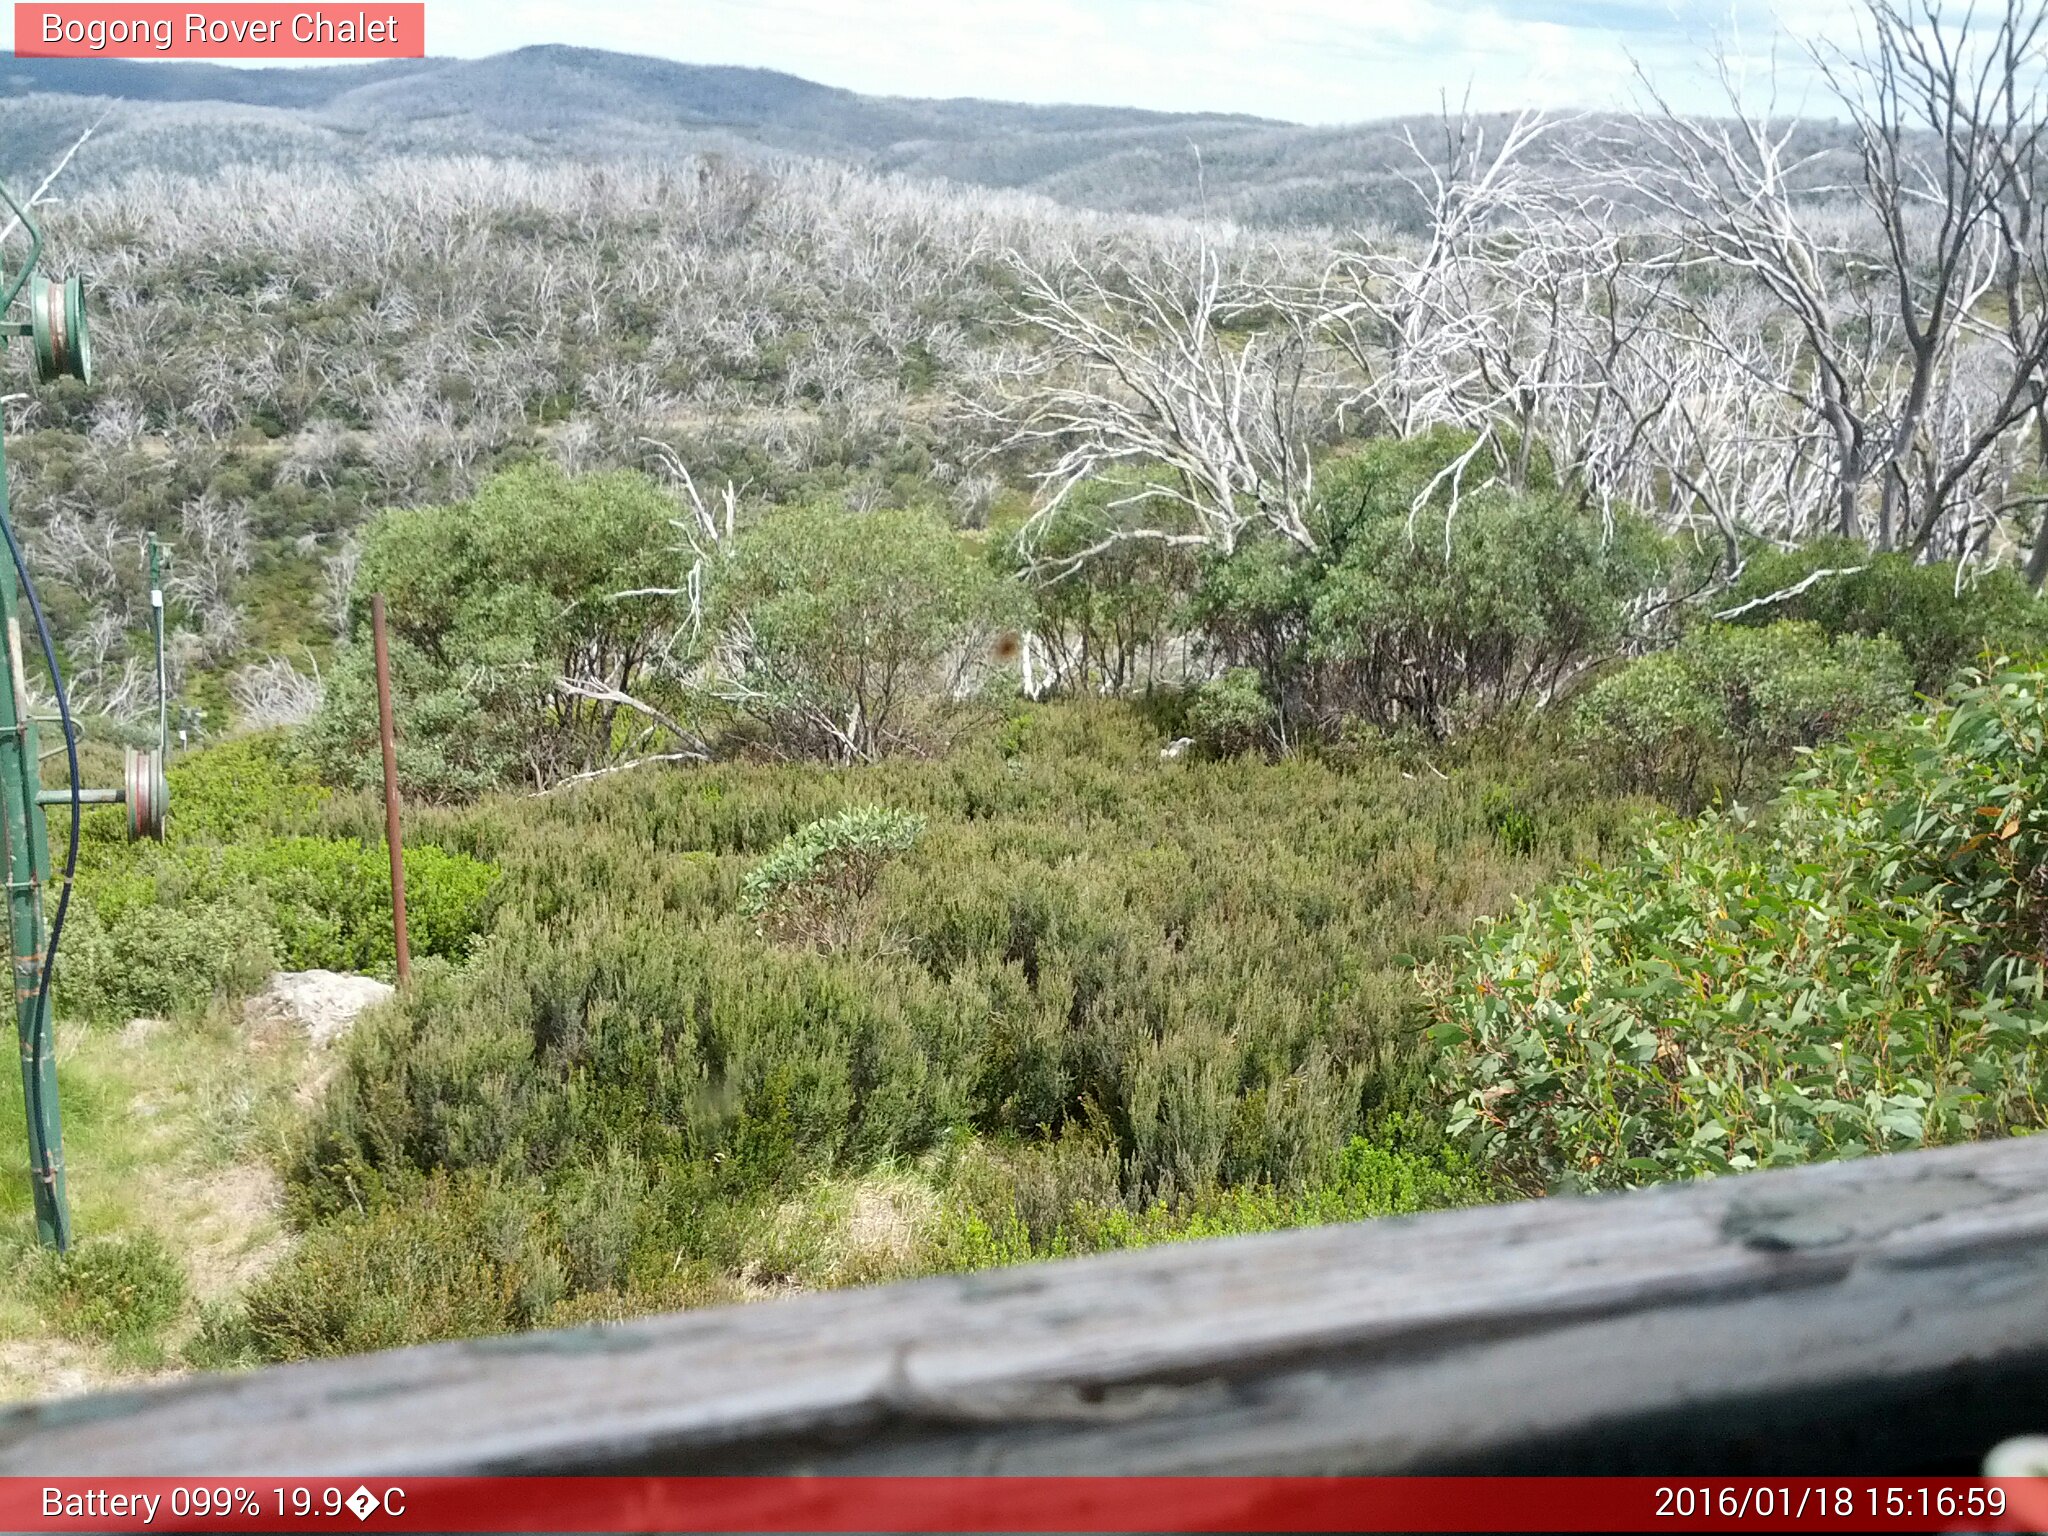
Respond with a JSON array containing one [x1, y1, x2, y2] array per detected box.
[[370, 594, 411, 984]]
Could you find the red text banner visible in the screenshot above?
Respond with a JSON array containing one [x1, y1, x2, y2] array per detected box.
[[4, 1477, 2047, 1533], [14, 5, 424, 58]]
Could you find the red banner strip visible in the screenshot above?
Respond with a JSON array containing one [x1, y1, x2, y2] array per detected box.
[[4, 1477, 2046, 1532], [14, 5, 424, 59]]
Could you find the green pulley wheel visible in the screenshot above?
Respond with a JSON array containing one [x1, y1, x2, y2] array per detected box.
[[29, 274, 90, 387], [123, 746, 166, 841]]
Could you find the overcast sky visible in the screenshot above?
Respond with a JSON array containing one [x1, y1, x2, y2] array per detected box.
[[416, 0, 1862, 121], [4, 0, 1866, 122]]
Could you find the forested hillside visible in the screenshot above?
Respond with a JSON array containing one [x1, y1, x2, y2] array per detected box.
[[2, 0, 2047, 1394]]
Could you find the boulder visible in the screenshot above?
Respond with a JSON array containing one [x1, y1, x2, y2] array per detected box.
[[243, 969, 395, 1048]]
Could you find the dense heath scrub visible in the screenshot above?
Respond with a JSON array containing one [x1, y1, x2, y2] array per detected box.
[[11, 700, 1638, 1370], [214, 707, 1649, 1358], [37, 657, 2048, 1369], [17, 436, 2048, 1371]]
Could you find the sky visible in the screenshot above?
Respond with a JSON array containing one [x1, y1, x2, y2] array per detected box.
[[0, 0, 1869, 123], [403, 0, 1864, 122]]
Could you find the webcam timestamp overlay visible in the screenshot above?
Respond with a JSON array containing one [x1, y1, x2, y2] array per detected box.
[[4, 1478, 2045, 1532]]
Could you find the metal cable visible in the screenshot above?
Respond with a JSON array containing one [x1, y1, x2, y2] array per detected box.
[[0, 510, 78, 1249]]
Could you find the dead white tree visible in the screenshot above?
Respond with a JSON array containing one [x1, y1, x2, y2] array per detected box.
[[1612, 0, 2048, 557], [169, 493, 251, 662], [639, 436, 738, 633], [229, 654, 324, 727], [1314, 107, 1559, 447], [0, 107, 109, 245], [991, 238, 1335, 574]]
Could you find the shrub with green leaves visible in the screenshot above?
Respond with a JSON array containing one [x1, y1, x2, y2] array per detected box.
[[59, 897, 277, 1022], [1822, 666, 2048, 996], [1430, 665, 2048, 1195], [740, 806, 925, 950], [926, 1120, 1491, 1268], [161, 733, 333, 843], [1574, 622, 1912, 803], [307, 464, 697, 799], [42, 1233, 188, 1345], [62, 835, 499, 1018], [998, 475, 1195, 696], [271, 702, 1648, 1358], [219, 838, 502, 975], [232, 1172, 566, 1359], [1187, 430, 1669, 740], [1719, 539, 2048, 693], [711, 505, 1026, 762], [59, 734, 502, 1017], [1187, 668, 1276, 756]]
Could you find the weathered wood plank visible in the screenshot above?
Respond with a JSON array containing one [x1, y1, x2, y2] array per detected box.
[[5, 1136, 2048, 1475]]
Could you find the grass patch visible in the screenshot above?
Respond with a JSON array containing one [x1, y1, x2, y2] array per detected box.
[[0, 1007, 310, 1394]]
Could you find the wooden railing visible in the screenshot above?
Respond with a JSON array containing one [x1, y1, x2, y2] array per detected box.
[[4, 1134, 2046, 1475]]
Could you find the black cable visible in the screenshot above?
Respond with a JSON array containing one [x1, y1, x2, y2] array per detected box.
[[0, 511, 78, 1250]]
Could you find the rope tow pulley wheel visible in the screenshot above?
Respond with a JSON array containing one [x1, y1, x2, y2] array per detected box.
[[29, 274, 90, 387], [123, 746, 165, 841]]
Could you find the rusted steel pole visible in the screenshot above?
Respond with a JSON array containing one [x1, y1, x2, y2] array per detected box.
[[370, 594, 411, 984]]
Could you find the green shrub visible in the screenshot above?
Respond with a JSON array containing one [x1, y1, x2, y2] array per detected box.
[[216, 837, 500, 975], [62, 832, 499, 1017], [740, 806, 925, 950], [1186, 668, 1275, 755], [1827, 666, 2048, 996], [59, 898, 276, 1022], [306, 464, 698, 799], [274, 701, 1648, 1356], [63, 769, 499, 1018], [1184, 536, 1316, 727], [304, 645, 522, 802], [42, 1233, 188, 1344], [1430, 666, 2048, 1195], [162, 734, 331, 844], [1187, 431, 1669, 740], [234, 1173, 565, 1359], [1574, 622, 1912, 803], [927, 1120, 1491, 1267], [1481, 787, 1541, 856], [1720, 540, 2048, 692], [999, 475, 1195, 696], [710, 505, 1027, 761]]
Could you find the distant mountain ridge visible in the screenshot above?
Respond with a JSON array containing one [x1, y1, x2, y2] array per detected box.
[[0, 44, 1863, 228], [0, 44, 1479, 227], [2, 46, 1274, 131]]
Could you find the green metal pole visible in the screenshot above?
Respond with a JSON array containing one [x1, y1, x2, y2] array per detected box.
[[0, 428, 67, 1249], [149, 535, 165, 760]]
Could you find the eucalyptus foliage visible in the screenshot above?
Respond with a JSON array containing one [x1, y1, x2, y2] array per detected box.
[[996, 475, 1195, 696], [308, 464, 695, 798], [709, 505, 1026, 762], [1186, 431, 1668, 740], [1721, 540, 2048, 693], [1431, 667, 2048, 1194]]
